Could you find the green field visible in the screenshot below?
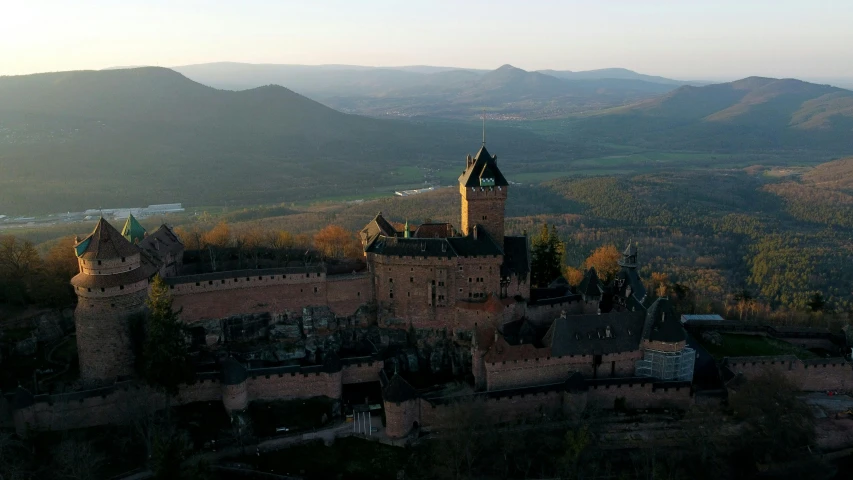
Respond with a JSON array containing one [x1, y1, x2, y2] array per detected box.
[[698, 333, 817, 360]]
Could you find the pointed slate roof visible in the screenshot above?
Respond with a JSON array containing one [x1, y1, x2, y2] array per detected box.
[[643, 297, 686, 344], [361, 212, 399, 249], [578, 267, 603, 298], [459, 145, 509, 187], [74, 218, 140, 259], [618, 240, 638, 268], [121, 214, 147, 244], [383, 373, 418, 403]]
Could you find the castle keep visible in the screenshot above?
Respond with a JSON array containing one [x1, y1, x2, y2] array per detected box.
[[11, 141, 739, 438]]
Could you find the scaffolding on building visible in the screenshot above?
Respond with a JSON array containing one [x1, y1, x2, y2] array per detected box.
[[635, 347, 695, 382]]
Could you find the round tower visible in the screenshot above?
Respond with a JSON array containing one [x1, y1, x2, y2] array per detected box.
[[71, 218, 151, 382], [221, 357, 249, 413]]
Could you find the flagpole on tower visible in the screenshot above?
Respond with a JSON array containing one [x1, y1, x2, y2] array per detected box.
[[482, 108, 486, 146]]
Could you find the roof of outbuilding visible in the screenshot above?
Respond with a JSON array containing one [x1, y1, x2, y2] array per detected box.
[[383, 373, 418, 403], [75, 218, 141, 260], [542, 311, 645, 357], [459, 145, 509, 188]]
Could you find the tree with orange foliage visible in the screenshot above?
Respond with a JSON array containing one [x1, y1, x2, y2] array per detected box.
[[564, 267, 584, 287], [583, 245, 620, 283], [648, 272, 670, 299], [201, 221, 230, 271], [314, 225, 360, 260]]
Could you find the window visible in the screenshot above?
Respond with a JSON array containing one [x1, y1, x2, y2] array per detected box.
[[438, 281, 444, 287], [357, 292, 360, 297], [97, 260, 102, 265], [195, 282, 200, 286], [314, 287, 319, 293], [389, 278, 393, 283], [459, 288, 463, 293], [209, 281, 213, 285], [459, 266, 463, 272], [120, 285, 124, 290], [469, 278, 472, 283], [221, 279, 225, 284], [482, 215, 487, 221], [438, 295, 445, 301], [389, 291, 394, 299], [407, 292, 411, 297], [410, 277, 414, 283], [259, 276, 263, 280], [121, 257, 125, 263], [469, 293, 472, 298], [100, 288, 105, 292]]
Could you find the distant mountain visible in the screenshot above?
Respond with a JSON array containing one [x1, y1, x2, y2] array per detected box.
[[173, 62, 679, 119], [537, 68, 699, 86], [567, 77, 853, 152], [0, 67, 564, 215]]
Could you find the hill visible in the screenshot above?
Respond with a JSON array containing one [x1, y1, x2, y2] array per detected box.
[[173, 63, 679, 119], [0, 67, 567, 215], [552, 77, 853, 153], [537, 68, 697, 86]]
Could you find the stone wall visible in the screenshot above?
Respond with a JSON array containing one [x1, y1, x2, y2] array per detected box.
[[725, 356, 853, 391], [484, 351, 643, 390], [460, 184, 507, 241], [384, 398, 419, 438], [585, 381, 693, 410], [75, 288, 148, 381], [246, 370, 342, 402], [370, 252, 504, 331], [341, 361, 383, 385], [170, 274, 368, 322]]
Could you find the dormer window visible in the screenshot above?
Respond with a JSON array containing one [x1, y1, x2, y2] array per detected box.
[[480, 177, 495, 187]]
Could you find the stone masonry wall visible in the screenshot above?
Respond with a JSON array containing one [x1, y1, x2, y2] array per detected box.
[[726, 357, 853, 391], [170, 274, 368, 322], [246, 371, 343, 401], [384, 399, 419, 438], [460, 184, 507, 241], [485, 351, 643, 390], [75, 288, 148, 381], [341, 361, 383, 385]]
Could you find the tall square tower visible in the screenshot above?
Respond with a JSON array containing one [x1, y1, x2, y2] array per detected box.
[[458, 145, 508, 245]]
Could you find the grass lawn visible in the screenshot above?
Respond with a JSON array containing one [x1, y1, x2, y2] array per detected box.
[[239, 437, 409, 480], [699, 333, 817, 360]]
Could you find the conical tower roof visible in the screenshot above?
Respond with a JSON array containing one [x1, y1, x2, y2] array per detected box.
[[74, 218, 140, 259], [121, 214, 147, 244]]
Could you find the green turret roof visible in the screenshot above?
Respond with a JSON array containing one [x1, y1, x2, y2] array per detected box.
[[121, 214, 146, 244]]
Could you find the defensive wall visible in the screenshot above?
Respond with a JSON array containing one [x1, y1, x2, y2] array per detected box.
[[165, 268, 370, 322], [723, 355, 853, 392], [482, 351, 643, 390], [383, 377, 694, 438], [6, 359, 383, 435]]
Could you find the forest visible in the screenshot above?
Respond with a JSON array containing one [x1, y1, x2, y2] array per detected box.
[[4, 157, 853, 325]]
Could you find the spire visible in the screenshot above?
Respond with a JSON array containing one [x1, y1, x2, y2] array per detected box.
[[404, 219, 410, 238], [482, 108, 486, 146], [121, 214, 147, 244], [618, 240, 638, 268]]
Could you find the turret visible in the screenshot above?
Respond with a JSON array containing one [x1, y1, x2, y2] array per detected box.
[[618, 240, 638, 268], [71, 218, 152, 383], [458, 145, 508, 244]]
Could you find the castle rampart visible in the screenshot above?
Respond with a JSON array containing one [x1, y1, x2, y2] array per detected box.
[[723, 356, 853, 391]]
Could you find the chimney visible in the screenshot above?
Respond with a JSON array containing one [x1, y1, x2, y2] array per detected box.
[[606, 326, 612, 338], [473, 225, 478, 240], [560, 310, 567, 319]]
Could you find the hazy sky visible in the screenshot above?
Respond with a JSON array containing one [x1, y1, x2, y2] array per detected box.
[[2, 0, 851, 80]]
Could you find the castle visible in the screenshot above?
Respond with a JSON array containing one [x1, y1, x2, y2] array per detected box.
[[9, 141, 703, 437]]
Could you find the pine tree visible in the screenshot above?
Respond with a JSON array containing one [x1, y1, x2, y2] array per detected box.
[[141, 275, 193, 396], [530, 223, 565, 287]]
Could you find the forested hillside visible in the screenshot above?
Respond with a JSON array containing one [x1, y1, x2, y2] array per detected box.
[[0, 67, 567, 215]]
